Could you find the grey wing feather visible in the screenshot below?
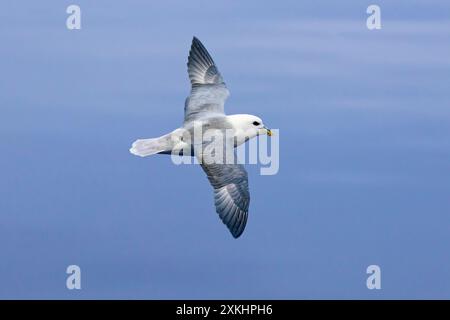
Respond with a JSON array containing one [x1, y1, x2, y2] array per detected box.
[[200, 161, 250, 238], [185, 37, 230, 122], [188, 36, 224, 85]]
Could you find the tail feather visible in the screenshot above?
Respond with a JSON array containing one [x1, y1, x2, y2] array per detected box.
[[129, 134, 173, 157]]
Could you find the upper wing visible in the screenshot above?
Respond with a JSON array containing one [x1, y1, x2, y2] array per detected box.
[[200, 159, 250, 238], [187, 36, 224, 86], [184, 37, 230, 122]]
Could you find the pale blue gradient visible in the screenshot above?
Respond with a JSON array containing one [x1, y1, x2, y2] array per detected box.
[[0, 0, 449, 299]]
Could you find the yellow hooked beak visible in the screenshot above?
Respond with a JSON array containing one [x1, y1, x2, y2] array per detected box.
[[264, 126, 272, 136]]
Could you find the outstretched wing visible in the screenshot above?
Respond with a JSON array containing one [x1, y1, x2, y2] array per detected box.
[[184, 37, 230, 122], [200, 159, 250, 238]]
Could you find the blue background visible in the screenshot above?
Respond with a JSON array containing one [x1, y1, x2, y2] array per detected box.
[[1, 0, 449, 299]]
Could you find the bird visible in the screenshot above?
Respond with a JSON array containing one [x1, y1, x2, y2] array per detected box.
[[130, 37, 272, 238]]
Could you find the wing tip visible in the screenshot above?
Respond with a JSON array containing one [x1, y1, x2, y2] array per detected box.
[[218, 206, 248, 239], [191, 36, 205, 49], [231, 228, 245, 239], [187, 36, 223, 86], [231, 212, 248, 238]]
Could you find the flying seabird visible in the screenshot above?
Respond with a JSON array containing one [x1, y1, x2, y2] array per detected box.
[[130, 37, 272, 238]]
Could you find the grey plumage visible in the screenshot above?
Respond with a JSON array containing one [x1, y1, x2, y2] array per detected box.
[[184, 37, 230, 122], [201, 160, 249, 238], [187, 37, 224, 86]]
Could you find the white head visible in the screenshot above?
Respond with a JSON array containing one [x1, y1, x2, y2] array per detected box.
[[227, 114, 272, 140]]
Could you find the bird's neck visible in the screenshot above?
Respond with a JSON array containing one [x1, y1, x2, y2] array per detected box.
[[226, 114, 258, 145]]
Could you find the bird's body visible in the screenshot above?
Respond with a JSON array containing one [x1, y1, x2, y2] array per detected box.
[[130, 37, 271, 238], [148, 114, 263, 156]]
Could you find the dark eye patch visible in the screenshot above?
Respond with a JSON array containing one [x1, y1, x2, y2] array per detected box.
[[253, 121, 260, 126]]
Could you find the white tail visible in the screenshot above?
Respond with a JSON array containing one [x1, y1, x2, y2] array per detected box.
[[129, 133, 173, 157]]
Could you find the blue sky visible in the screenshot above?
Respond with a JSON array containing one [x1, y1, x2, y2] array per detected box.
[[0, 0, 449, 299]]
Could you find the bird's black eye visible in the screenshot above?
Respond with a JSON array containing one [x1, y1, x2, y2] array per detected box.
[[253, 121, 260, 126]]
